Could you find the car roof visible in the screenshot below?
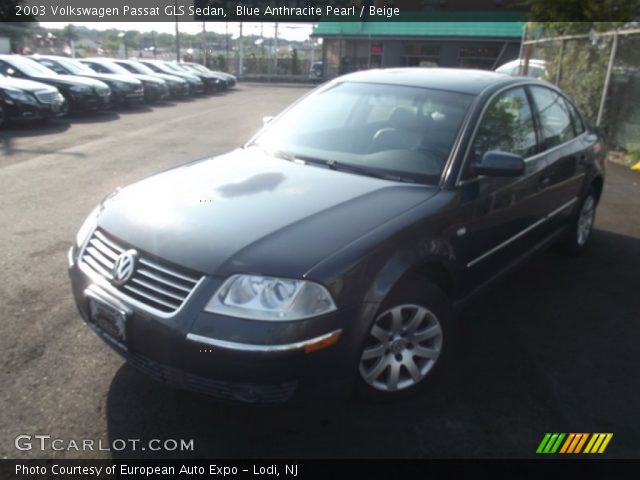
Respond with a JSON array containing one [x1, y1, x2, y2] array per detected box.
[[336, 68, 520, 95], [497, 59, 546, 69]]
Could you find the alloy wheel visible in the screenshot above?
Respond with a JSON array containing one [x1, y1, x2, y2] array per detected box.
[[359, 304, 443, 392], [577, 195, 595, 246]]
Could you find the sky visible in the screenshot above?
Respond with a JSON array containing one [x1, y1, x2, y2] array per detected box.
[[39, 22, 315, 41]]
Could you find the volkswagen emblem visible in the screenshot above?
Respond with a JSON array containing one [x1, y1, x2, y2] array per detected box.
[[112, 249, 137, 286]]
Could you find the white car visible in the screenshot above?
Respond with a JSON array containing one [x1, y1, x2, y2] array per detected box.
[[496, 59, 547, 79]]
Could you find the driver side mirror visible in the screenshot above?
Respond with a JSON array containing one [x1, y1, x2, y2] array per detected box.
[[6, 68, 17, 77], [472, 151, 525, 177]]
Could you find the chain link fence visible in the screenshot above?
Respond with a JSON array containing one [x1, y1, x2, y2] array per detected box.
[[521, 28, 640, 166]]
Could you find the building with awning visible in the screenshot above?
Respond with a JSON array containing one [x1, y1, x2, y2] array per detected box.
[[312, 13, 525, 78]]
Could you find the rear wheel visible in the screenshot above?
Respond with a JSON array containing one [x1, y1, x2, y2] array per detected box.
[[357, 278, 455, 401], [563, 190, 597, 254]]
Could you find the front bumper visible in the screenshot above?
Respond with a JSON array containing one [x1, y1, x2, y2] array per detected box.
[[112, 88, 144, 106], [203, 79, 225, 93], [3, 98, 66, 120], [187, 83, 205, 95], [69, 92, 111, 112], [168, 83, 189, 98], [68, 244, 360, 404], [144, 84, 170, 102]]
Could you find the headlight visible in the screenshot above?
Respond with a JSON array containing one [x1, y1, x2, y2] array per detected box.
[[5, 90, 34, 103], [70, 85, 91, 94], [75, 205, 100, 246], [205, 274, 337, 321]]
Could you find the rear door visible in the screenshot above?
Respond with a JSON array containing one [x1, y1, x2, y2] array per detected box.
[[527, 86, 586, 228]]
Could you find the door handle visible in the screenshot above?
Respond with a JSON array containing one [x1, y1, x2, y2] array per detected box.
[[539, 176, 551, 188]]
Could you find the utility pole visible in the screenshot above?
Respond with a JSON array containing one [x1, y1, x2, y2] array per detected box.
[[225, 22, 229, 70], [273, 23, 279, 75], [201, 21, 206, 66], [238, 22, 244, 79], [174, 0, 180, 61]]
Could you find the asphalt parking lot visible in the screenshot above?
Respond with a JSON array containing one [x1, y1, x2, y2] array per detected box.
[[1, 84, 639, 459]]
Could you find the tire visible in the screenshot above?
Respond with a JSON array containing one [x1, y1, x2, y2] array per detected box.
[[562, 189, 597, 254], [356, 277, 456, 401], [0, 103, 6, 128]]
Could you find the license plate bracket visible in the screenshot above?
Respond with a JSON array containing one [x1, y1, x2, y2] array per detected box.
[[89, 298, 128, 349]]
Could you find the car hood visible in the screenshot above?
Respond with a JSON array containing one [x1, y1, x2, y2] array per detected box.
[[130, 74, 164, 84], [98, 148, 436, 278], [78, 73, 140, 85], [0, 76, 58, 93], [31, 74, 108, 89], [150, 73, 186, 84], [164, 70, 200, 82]]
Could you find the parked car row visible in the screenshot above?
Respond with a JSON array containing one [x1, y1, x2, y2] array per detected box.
[[0, 55, 236, 128]]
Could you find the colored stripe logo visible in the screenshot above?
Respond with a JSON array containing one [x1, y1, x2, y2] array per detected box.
[[536, 433, 613, 454]]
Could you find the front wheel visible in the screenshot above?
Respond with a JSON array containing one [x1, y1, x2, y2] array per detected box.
[[357, 279, 455, 401]]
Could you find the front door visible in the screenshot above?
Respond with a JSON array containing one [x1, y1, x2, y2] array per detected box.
[[450, 86, 550, 293]]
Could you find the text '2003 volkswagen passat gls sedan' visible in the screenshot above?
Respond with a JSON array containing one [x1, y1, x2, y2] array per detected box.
[[69, 69, 605, 403]]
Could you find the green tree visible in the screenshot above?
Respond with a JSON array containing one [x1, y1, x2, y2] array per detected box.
[[291, 48, 301, 75], [524, 0, 640, 28], [215, 54, 227, 71]]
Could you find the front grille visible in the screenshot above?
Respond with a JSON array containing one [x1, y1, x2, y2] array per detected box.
[[34, 90, 59, 104], [81, 229, 202, 314]]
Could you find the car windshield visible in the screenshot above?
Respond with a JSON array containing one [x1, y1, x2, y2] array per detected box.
[[117, 61, 149, 74], [164, 63, 186, 73], [252, 81, 474, 184], [8, 56, 57, 77], [96, 61, 130, 75], [139, 61, 163, 73], [187, 64, 208, 73], [57, 58, 95, 74]]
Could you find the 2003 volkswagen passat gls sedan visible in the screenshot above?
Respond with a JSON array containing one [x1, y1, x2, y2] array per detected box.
[[69, 68, 605, 403]]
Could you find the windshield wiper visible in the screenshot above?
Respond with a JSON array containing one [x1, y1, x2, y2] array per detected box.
[[292, 154, 415, 183], [253, 146, 415, 183]]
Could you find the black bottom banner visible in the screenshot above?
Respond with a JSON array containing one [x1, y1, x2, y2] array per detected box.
[[2, 459, 640, 480]]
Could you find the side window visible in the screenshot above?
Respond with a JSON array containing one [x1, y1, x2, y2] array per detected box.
[[469, 87, 537, 169], [563, 98, 586, 135], [530, 86, 576, 149], [0, 62, 21, 77], [39, 60, 65, 75], [85, 62, 105, 73]]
